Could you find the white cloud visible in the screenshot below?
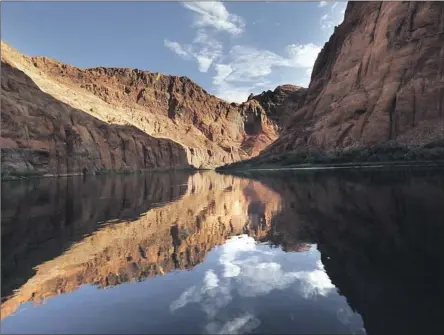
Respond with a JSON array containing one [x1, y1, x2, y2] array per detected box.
[[183, 2, 245, 35], [213, 64, 233, 85], [318, 1, 328, 8], [286, 43, 322, 68], [320, 2, 347, 33], [192, 30, 223, 72], [211, 43, 321, 102], [164, 32, 222, 73], [165, 1, 326, 102], [195, 56, 212, 72], [164, 40, 189, 58]]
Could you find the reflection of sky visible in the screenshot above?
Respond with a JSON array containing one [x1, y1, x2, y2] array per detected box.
[[2, 235, 365, 334]]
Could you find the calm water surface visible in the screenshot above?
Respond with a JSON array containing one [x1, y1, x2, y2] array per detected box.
[[1, 169, 443, 334]]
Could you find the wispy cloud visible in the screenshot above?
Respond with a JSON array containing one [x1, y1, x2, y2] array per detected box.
[[285, 43, 323, 68], [164, 31, 222, 72], [318, 1, 328, 8], [183, 2, 245, 35], [164, 40, 190, 58], [164, 1, 326, 102], [212, 43, 321, 102], [320, 1, 347, 33]]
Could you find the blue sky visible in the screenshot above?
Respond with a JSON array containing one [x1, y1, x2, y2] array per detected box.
[[1, 1, 346, 102]]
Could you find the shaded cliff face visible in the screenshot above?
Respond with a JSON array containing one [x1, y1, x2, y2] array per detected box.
[[1, 61, 190, 175], [1, 42, 280, 171], [1, 172, 281, 319], [249, 84, 307, 125], [265, 1, 444, 154]]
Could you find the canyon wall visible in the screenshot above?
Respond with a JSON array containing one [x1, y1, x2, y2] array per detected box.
[[1, 42, 287, 174], [263, 1, 444, 156], [1, 61, 191, 175]]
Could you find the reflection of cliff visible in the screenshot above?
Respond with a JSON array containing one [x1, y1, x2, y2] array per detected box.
[[4, 169, 443, 333], [1, 172, 281, 319], [256, 169, 444, 335], [1, 172, 190, 301]]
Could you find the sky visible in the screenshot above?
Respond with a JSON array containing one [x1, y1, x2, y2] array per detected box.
[[1, 1, 347, 102]]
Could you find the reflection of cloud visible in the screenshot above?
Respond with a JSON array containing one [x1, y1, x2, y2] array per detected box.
[[295, 269, 335, 298], [220, 235, 256, 278], [236, 260, 300, 297], [170, 270, 231, 318], [170, 235, 336, 333], [205, 313, 261, 334], [203, 270, 219, 291], [170, 286, 198, 312]]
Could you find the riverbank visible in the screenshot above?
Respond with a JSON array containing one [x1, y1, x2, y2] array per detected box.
[[217, 160, 444, 174], [216, 144, 444, 172], [0, 166, 201, 182]]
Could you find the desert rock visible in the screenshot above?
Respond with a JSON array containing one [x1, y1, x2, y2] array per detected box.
[[264, 1, 444, 155]]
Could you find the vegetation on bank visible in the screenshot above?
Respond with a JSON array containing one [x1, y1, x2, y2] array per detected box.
[[216, 143, 444, 171]]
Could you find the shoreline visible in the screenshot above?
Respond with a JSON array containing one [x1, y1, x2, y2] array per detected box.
[[0, 167, 207, 182], [216, 160, 444, 173], [3, 160, 443, 182]]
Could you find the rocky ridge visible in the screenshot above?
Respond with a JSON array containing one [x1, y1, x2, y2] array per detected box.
[[1, 41, 294, 174]]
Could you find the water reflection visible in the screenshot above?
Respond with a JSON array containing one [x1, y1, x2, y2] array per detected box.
[[1, 169, 443, 334]]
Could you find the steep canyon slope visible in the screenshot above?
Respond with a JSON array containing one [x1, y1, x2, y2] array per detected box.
[[263, 1, 444, 156], [1, 42, 288, 175]]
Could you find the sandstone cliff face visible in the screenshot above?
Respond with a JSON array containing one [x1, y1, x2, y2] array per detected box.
[[265, 1, 444, 155], [1, 42, 279, 172], [249, 84, 307, 125], [1, 61, 191, 175]]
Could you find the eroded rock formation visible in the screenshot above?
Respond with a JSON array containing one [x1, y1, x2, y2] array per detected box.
[[1, 61, 191, 174], [249, 84, 307, 125], [264, 1, 444, 155], [1, 42, 281, 173]]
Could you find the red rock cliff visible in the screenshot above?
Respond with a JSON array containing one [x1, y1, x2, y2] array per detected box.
[[265, 1, 444, 154], [1, 61, 190, 175], [1, 42, 281, 173]]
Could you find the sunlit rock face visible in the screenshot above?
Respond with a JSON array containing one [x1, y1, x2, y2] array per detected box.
[[1, 172, 281, 319], [1, 60, 191, 174], [1, 42, 282, 172]]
